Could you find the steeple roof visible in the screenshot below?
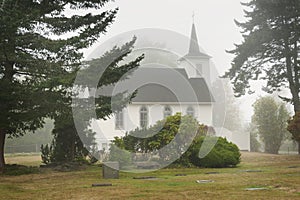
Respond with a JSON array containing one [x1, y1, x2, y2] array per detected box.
[[184, 23, 210, 58]]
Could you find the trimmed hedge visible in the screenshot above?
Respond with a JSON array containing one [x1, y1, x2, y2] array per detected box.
[[188, 137, 241, 168]]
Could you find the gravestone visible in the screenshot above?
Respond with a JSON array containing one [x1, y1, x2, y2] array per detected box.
[[196, 180, 214, 184], [133, 176, 157, 180], [102, 162, 119, 179], [92, 183, 112, 187]]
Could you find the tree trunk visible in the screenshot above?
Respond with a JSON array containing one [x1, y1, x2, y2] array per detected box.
[[298, 142, 300, 155], [0, 129, 6, 173], [284, 38, 300, 113]]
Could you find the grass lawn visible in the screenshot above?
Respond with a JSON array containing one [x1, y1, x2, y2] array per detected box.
[[1, 152, 300, 200]]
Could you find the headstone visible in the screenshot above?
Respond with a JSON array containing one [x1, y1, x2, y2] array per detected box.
[[205, 172, 219, 174], [175, 174, 187, 176], [196, 180, 214, 183], [92, 183, 113, 187], [245, 187, 268, 191], [288, 166, 299, 168], [102, 162, 119, 179], [240, 169, 263, 173], [135, 161, 160, 169], [133, 176, 157, 180]]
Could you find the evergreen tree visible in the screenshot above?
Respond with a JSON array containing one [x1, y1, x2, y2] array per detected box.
[[0, 0, 119, 173], [223, 0, 300, 152], [48, 38, 143, 163]]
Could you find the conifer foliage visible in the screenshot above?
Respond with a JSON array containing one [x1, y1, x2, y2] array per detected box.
[[0, 0, 143, 172], [223, 0, 300, 153]]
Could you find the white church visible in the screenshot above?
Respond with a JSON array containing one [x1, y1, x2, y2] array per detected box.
[[93, 23, 250, 152]]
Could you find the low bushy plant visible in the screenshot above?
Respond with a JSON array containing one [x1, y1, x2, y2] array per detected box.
[[188, 136, 240, 168], [41, 144, 52, 164], [111, 113, 240, 168]]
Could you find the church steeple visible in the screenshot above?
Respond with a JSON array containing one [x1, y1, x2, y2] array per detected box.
[[178, 21, 211, 84], [188, 23, 201, 56], [185, 23, 210, 58]]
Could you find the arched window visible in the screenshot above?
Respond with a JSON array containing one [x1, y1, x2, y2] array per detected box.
[[140, 106, 148, 128], [186, 106, 194, 117], [163, 106, 172, 118], [115, 110, 124, 130]]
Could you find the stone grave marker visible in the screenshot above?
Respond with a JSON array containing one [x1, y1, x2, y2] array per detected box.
[[102, 162, 119, 179]]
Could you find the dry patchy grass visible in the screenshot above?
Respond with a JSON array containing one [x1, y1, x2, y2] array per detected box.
[[1, 152, 300, 200], [5, 153, 42, 166]]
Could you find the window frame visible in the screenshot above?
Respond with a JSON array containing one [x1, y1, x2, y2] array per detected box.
[[140, 106, 148, 128], [163, 105, 172, 118], [115, 109, 124, 130], [186, 106, 195, 117]]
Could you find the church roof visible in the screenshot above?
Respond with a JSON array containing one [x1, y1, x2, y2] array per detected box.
[[97, 23, 214, 104], [183, 23, 211, 58], [97, 66, 214, 104], [131, 67, 214, 103]]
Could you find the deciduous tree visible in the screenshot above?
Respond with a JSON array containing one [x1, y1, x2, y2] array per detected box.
[[252, 96, 290, 154]]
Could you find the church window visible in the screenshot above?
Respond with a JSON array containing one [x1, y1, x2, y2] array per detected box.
[[115, 110, 124, 130], [140, 106, 148, 128], [186, 106, 195, 117], [163, 106, 172, 118]]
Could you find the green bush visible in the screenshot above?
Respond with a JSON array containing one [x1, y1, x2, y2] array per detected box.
[[111, 113, 240, 168], [188, 137, 241, 168], [41, 144, 52, 164]]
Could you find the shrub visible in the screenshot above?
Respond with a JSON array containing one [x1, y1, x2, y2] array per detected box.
[[188, 137, 241, 168], [111, 112, 240, 168], [41, 144, 52, 164]]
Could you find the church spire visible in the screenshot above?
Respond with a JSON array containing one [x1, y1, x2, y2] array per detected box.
[[188, 23, 201, 56], [184, 21, 210, 58]]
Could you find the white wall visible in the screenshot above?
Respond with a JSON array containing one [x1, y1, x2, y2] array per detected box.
[[94, 103, 212, 150]]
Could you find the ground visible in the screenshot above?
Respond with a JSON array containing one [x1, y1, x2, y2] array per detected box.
[[1, 152, 300, 200]]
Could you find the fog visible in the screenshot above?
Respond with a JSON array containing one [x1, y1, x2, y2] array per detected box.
[[85, 0, 246, 74], [83, 0, 274, 123]]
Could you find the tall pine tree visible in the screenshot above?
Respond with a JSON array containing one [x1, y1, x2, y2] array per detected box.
[[0, 0, 120, 173], [48, 38, 143, 163], [223, 0, 300, 153]]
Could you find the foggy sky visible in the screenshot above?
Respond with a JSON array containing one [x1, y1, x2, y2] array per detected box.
[[83, 0, 274, 123], [85, 0, 246, 75]]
